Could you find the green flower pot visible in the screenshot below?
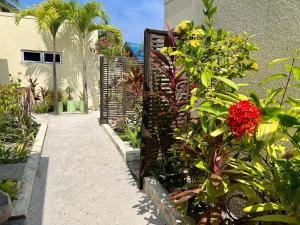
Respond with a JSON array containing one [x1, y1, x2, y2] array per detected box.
[[58, 101, 63, 114], [67, 100, 76, 112], [79, 100, 84, 112]]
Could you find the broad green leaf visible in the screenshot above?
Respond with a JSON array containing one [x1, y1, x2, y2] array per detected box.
[[251, 215, 300, 225], [214, 76, 239, 90], [243, 203, 289, 213], [195, 161, 210, 172], [256, 120, 279, 141], [201, 71, 212, 88], [259, 73, 287, 85], [268, 57, 291, 65], [292, 66, 300, 81], [197, 105, 219, 115], [210, 127, 227, 137], [285, 64, 293, 73], [179, 105, 191, 112], [214, 93, 238, 103], [237, 83, 249, 87], [278, 114, 299, 127], [190, 95, 197, 106]]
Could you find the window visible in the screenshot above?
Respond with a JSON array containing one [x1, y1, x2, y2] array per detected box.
[[23, 52, 41, 62], [44, 53, 61, 63], [22, 50, 62, 63]]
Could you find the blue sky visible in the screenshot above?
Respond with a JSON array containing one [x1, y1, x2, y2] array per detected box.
[[20, 0, 164, 44]]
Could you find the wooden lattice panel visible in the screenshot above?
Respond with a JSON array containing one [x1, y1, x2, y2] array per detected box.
[[100, 56, 143, 124], [139, 29, 176, 188]]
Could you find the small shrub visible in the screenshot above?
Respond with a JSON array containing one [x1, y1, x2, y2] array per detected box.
[[32, 102, 49, 114], [0, 180, 20, 200]]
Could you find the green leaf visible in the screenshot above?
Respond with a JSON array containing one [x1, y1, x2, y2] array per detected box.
[[214, 76, 239, 90], [285, 64, 293, 74], [256, 120, 279, 141], [278, 114, 299, 127], [268, 57, 291, 65], [210, 127, 227, 137], [292, 66, 300, 81], [195, 161, 210, 172], [251, 215, 300, 225], [198, 105, 219, 115], [208, 6, 217, 19], [201, 71, 212, 88], [243, 203, 289, 213], [259, 73, 287, 84]]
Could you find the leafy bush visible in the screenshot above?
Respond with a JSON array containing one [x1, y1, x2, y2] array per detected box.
[[0, 77, 38, 165], [32, 102, 49, 114], [151, 0, 300, 224], [43, 89, 66, 112], [0, 180, 20, 200]]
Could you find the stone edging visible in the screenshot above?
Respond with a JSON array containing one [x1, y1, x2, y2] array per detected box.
[[11, 122, 48, 219], [143, 177, 195, 225], [102, 124, 140, 162]]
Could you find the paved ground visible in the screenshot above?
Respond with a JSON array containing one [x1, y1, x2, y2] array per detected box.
[[27, 112, 165, 225]]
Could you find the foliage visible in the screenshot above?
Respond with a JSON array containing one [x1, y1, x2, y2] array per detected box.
[[118, 65, 144, 98], [42, 89, 66, 112], [0, 0, 18, 12], [0, 180, 20, 200], [150, 0, 300, 224], [0, 78, 38, 165], [120, 123, 141, 149], [32, 102, 49, 114], [65, 86, 73, 100], [95, 30, 124, 57]]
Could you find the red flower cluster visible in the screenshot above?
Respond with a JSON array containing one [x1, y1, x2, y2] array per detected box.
[[227, 100, 261, 138]]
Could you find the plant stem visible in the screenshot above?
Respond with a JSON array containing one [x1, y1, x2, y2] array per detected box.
[[280, 58, 295, 107]]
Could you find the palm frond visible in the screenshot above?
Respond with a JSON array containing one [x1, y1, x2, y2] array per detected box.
[[0, 0, 18, 12]]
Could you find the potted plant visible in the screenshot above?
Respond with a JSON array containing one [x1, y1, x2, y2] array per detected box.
[[79, 92, 84, 112], [65, 87, 76, 112], [57, 90, 65, 114]]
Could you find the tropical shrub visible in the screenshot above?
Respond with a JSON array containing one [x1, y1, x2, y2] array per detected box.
[[151, 0, 300, 224], [0, 77, 38, 165], [32, 102, 49, 114]]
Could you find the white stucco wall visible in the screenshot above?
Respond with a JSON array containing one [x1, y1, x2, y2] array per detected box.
[[164, 0, 300, 97], [0, 12, 100, 108]]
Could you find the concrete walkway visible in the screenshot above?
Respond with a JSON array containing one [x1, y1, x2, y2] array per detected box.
[[28, 112, 165, 225]]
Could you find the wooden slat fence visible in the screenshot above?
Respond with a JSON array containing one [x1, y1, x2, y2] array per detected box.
[[99, 56, 143, 124], [139, 29, 189, 188]]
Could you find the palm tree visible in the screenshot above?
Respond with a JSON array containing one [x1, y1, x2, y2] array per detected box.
[[0, 0, 18, 12], [69, 1, 122, 113], [16, 0, 70, 114]]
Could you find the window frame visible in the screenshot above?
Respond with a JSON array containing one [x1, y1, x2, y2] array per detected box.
[[21, 50, 62, 64]]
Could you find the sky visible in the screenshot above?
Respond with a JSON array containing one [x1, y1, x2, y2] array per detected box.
[[20, 0, 164, 44]]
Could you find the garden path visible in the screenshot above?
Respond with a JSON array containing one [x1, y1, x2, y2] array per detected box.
[[27, 112, 165, 225]]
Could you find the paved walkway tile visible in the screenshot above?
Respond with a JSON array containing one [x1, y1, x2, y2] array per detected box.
[[28, 112, 165, 225]]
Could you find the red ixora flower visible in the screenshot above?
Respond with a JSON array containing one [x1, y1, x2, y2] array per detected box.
[[227, 100, 261, 138]]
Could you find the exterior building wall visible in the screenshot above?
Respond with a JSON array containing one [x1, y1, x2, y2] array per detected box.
[[164, 0, 300, 97], [0, 12, 100, 108]]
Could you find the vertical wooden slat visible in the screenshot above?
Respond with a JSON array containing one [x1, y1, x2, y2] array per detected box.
[[100, 56, 104, 124]]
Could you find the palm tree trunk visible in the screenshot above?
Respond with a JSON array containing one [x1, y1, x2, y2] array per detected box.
[[53, 38, 58, 114], [82, 36, 88, 113]]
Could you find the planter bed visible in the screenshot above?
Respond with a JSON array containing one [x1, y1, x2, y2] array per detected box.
[[102, 124, 140, 162], [102, 124, 140, 180], [0, 122, 48, 223], [144, 176, 194, 225]]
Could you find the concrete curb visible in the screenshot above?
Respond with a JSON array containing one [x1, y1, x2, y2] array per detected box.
[[143, 177, 195, 225], [102, 124, 140, 162], [11, 122, 48, 219]]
